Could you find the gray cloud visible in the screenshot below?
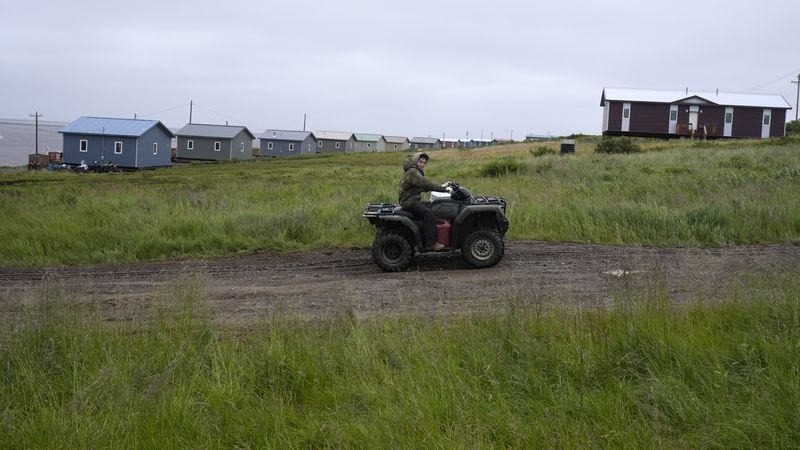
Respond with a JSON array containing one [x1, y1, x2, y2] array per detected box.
[[2, 0, 798, 137]]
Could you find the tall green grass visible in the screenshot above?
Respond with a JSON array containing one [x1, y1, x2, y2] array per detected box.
[[1, 140, 799, 265], [1, 276, 798, 447]]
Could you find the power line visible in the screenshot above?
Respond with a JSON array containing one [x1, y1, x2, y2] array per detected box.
[[192, 102, 248, 126], [743, 67, 800, 91], [141, 102, 190, 118]]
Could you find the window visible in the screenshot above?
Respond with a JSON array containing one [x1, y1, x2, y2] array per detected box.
[[669, 110, 677, 121], [367, 143, 372, 148], [79, 139, 88, 152], [288, 143, 294, 151], [187, 140, 194, 150], [267, 142, 274, 150], [240, 142, 245, 152], [318, 141, 323, 148], [394, 144, 398, 149], [114, 141, 123, 154], [763, 114, 771, 125], [153, 142, 158, 155], [414, 144, 418, 149], [725, 112, 733, 124], [214, 142, 221, 152], [623, 108, 630, 119], [335, 142, 340, 149]]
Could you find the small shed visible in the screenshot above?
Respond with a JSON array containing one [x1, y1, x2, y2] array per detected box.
[[176, 123, 255, 161], [409, 137, 442, 149], [384, 136, 410, 151], [353, 133, 386, 152], [313, 131, 355, 153], [259, 130, 317, 156], [59, 116, 174, 169]]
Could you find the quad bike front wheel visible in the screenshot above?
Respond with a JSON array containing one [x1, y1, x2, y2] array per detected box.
[[372, 232, 413, 272], [462, 229, 504, 268]]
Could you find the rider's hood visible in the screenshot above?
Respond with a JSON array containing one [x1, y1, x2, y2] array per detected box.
[[403, 152, 429, 173]]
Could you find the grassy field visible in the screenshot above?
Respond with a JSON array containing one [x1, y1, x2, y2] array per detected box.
[[2, 138, 799, 448], [1, 137, 798, 266], [1, 275, 798, 448]]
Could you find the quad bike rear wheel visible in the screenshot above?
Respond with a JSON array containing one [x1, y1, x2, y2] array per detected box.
[[462, 229, 504, 268], [372, 232, 413, 272]]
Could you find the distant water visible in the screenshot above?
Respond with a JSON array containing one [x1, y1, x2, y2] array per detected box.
[[0, 119, 67, 167]]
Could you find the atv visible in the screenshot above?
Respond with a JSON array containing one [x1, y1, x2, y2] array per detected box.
[[363, 183, 509, 271]]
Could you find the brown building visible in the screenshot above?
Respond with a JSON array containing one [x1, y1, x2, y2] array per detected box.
[[601, 88, 792, 139]]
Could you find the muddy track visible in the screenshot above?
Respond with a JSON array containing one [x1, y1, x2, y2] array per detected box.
[[1, 241, 798, 326]]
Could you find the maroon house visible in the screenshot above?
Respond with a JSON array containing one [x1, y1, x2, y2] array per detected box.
[[601, 87, 792, 139]]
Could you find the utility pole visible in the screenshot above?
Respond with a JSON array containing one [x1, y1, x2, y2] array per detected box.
[[303, 113, 307, 131], [792, 74, 800, 121], [189, 100, 193, 124], [29, 111, 42, 155]]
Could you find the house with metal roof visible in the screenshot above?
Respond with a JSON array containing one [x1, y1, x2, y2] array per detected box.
[[259, 130, 317, 157], [175, 123, 255, 161], [492, 138, 515, 145], [441, 138, 459, 149], [601, 87, 792, 139], [313, 131, 355, 153], [59, 116, 174, 169], [409, 137, 442, 149], [384, 136, 410, 151], [353, 133, 386, 152]]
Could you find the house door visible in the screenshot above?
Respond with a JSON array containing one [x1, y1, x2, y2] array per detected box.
[[761, 109, 771, 138], [723, 107, 733, 137], [621, 103, 631, 132], [688, 106, 699, 131], [668, 105, 678, 134]]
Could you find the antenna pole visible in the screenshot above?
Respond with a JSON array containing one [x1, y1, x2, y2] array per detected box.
[[792, 74, 800, 121], [29, 111, 42, 155]]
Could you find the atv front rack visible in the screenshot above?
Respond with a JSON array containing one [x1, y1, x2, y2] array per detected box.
[[472, 196, 507, 212]]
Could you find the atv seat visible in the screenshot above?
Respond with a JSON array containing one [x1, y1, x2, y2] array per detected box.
[[393, 207, 416, 218]]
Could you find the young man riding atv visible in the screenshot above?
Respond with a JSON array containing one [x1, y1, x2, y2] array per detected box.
[[398, 152, 453, 251]]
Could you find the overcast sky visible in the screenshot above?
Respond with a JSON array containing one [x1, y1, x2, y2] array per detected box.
[[2, 0, 799, 138]]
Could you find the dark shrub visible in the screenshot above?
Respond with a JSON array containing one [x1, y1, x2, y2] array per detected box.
[[785, 119, 800, 135], [529, 145, 557, 157], [595, 137, 642, 154], [479, 157, 526, 177]]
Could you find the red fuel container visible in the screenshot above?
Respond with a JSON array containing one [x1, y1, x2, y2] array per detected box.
[[436, 220, 452, 246]]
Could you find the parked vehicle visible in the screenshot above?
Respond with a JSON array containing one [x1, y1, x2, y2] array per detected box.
[[88, 160, 122, 173], [363, 183, 509, 271], [70, 160, 89, 173]]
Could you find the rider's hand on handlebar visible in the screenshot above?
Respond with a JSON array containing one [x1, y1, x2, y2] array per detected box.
[[445, 186, 454, 193], [441, 181, 452, 188]]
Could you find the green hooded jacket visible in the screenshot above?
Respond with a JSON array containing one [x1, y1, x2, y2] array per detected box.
[[398, 152, 447, 207]]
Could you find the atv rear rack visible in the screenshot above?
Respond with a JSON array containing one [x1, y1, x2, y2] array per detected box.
[[363, 203, 398, 217]]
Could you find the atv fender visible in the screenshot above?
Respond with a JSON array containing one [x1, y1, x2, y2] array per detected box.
[[376, 216, 423, 247], [454, 206, 507, 230]]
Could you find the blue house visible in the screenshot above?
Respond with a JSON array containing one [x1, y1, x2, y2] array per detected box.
[[176, 123, 256, 161], [59, 116, 174, 169], [259, 129, 317, 156]]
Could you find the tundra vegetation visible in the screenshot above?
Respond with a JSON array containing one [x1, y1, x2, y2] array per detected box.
[[0, 137, 798, 266], [1, 137, 799, 447], [1, 275, 798, 447]]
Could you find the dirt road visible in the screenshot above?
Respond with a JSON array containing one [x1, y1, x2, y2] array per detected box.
[[1, 241, 798, 326]]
